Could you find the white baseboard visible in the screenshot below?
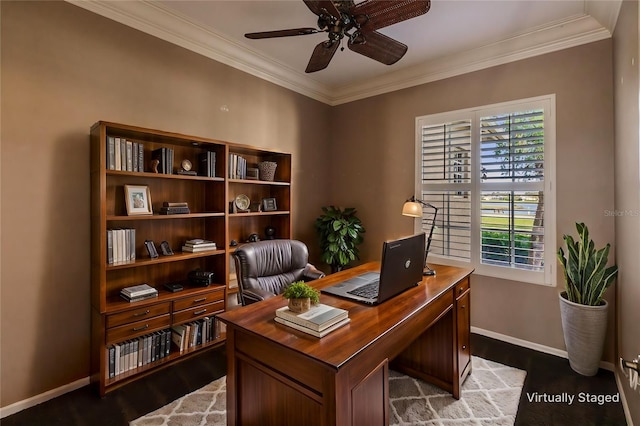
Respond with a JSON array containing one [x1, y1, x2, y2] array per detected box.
[[471, 327, 615, 372], [0, 376, 89, 419]]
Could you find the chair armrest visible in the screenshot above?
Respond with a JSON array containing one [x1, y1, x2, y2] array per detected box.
[[242, 288, 278, 305], [303, 264, 325, 281]]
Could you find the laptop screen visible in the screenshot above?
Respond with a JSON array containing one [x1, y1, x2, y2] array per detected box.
[[376, 233, 426, 303]]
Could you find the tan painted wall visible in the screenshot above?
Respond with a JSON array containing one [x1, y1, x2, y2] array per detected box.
[[0, 1, 331, 407], [330, 40, 616, 360], [0, 0, 630, 414], [613, 1, 640, 422]]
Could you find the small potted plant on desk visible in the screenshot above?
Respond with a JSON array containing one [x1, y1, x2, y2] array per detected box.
[[283, 281, 320, 313]]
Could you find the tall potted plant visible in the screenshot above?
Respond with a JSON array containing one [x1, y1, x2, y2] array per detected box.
[[315, 206, 365, 273], [557, 222, 618, 376]]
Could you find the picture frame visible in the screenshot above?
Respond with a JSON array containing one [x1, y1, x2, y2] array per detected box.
[[261, 197, 277, 212], [246, 167, 259, 180], [125, 185, 153, 215]]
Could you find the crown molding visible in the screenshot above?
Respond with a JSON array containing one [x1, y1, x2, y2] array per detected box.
[[67, 1, 617, 106], [331, 14, 612, 105], [67, 0, 333, 104], [585, 0, 622, 34]]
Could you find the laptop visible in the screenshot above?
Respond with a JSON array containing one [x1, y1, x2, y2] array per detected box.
[[321, 233, 426, 305]]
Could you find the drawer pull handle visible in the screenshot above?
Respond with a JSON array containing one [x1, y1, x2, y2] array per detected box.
[[133, 310, 150, 317], [194, 309, 207, 316], [133, 324, 149, 332], [462, 345, 467, 350], [461, 305, 466, 309], [193, 298, 207, 303]]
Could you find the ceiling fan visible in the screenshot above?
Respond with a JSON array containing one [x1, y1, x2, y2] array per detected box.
[[244, 0, 431, 73]]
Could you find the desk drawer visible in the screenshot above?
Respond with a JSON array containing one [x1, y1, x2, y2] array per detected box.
[[173, 289, 224, 311], [106, 303, 171, 329], [455, 277, 470, 299], [173, 301, 224, 324], [106, 314, 171, 344]]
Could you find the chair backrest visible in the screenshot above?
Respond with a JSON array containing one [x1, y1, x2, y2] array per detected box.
[[233, 239, 311, 305]]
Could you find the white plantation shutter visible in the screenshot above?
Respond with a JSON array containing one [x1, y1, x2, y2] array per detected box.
[[479, 109, 545, 272], [418, 119, 472, 260], [415, 96, 555, 286]]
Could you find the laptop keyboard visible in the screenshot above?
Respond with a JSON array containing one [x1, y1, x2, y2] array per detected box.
[[347, 281, 380, 299]]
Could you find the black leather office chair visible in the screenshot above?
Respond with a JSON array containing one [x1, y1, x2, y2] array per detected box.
[[232, 239, 325, 306]]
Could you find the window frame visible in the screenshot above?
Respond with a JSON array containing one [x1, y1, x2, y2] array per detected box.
[[414, 95, 556, 286]]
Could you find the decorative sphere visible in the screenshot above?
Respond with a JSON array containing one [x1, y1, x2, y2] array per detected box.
[[265, 226, 276, 239]]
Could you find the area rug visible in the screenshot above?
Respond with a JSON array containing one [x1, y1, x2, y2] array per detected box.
[[131, 356, 526, 426]]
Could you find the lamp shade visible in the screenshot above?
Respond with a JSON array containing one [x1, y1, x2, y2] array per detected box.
[[402, 201, 422, 218]]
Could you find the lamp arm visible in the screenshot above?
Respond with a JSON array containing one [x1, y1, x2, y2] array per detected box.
[[425, 206, 438, 254]]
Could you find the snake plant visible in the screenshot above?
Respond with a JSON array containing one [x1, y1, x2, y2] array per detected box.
[[557, 222, 618, 306]]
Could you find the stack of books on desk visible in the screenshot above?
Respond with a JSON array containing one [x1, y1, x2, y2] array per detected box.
[[182, 239, 217, 253], [274, 303, 350, 338], [120, 284, 158, 302]]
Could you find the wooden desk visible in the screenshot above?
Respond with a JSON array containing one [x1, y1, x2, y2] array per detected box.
[[217, 262, 473, 426]]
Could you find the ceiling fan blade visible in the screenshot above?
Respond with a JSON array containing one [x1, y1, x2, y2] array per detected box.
[[350, 0, 430, 31], [306, 40, 340, 73], [303, 0, 341, 19], [347, 31, 408, 65], [245, 28, 321, 39]]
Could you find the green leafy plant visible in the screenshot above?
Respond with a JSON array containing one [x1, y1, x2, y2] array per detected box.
[[315, 206, 366, 273], [557, 222, 618, 306], [282, 281, 320, 304]]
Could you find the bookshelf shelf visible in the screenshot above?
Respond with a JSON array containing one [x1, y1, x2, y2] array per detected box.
[[228, 178, 290, 186], [106, 212, 226, 221], [105, 250, 226, 270], [107, 169, 225, 182], [91, 121, 292, 395]]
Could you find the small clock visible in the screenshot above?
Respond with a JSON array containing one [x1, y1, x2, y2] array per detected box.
[[181, 159, 193, 172], [234, 194, 250, 212]]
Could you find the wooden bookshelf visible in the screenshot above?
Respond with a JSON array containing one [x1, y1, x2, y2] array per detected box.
[[90, 121, 291, 395]]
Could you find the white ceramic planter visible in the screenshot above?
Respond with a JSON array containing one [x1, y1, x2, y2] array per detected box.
[[559, 292, 608, 376]]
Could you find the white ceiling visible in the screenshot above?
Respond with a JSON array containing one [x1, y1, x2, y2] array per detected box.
[[69, 0, 621, 105]]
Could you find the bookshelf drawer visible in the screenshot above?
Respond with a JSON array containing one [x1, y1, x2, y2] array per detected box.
[[173, 301, 224, 324], [106, 303, 171, 328], [173, 289, 224, 311], [106, 314, 171, 344]]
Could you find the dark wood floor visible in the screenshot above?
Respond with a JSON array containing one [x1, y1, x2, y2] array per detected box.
[[1, 334, 627, 425]]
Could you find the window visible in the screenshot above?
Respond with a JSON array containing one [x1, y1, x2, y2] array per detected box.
[[415, 96, 556, 285]]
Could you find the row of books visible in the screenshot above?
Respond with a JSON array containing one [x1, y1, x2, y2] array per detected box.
[[228, 153, 248, 179], [107, 328, 171, 378], [120, 284, 157, 302], [107, 136, 145, 172], [107, 228, 135, 264], [275, 303, 350, 338], [182, 238, 217, 253], [171, 317, 219, 352], [152, 147, 174, 175], [159, 201, 191, 215], [198, 151, 216, 177]]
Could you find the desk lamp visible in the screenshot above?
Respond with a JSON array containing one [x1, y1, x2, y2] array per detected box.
[[402, 196, 438, 276]]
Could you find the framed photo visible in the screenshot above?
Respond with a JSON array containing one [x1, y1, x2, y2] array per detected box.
[[261, 197, 277, 212], [246, 167, 259, 180], [125, 185, 153, 215]]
